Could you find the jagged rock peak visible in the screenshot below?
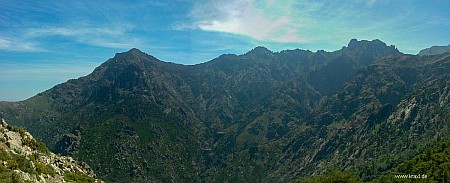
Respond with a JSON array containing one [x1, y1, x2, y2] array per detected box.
[[346, 38, 399, 53], [348, 39, 387, 48]]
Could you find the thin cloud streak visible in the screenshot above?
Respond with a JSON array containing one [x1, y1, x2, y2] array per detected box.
[[26, 27, 125, 37], [0, 25, 143, 52], [0, 37, 43, 52], [25, 25, 142, 49]]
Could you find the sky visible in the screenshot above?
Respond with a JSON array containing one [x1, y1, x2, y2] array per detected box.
[[1, 0, 449, 101]]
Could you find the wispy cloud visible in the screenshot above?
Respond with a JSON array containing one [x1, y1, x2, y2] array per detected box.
[[25, 25, 142, 49], [184, 0, 305, 43], [0, 24, 143, 52], [0, 37, 43, 52], [0, 0, 149, 52], [26, 27, 124, 37]]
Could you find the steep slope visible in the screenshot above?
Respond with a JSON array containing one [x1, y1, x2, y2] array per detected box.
[[0, 118, 101, 182], [274, 53, 450, 182], [0, 39, 448, 182]]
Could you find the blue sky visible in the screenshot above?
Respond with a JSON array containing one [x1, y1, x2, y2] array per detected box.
[[1, 0, 449, 101]]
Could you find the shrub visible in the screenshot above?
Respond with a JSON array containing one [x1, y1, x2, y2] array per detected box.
[[22, 137, 49, 154], [35, 162, 56, 176], [64, 171, 95, 183], [7, 159, 19, 170], [0, 149, 10, 161], [35, 162, 47, 174]]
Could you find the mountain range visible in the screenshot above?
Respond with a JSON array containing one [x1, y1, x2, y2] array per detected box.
[[0, 39, 449, 182]]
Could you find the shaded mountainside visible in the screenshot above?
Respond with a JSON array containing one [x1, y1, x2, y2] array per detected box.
[[0, 118, 101, 182], [0, 39, 449, 182], [275, 53, 450, 182]]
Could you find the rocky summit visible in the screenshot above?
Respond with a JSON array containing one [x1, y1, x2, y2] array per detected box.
[[0, 39, 449, 182], [0, 118, 102, 182]]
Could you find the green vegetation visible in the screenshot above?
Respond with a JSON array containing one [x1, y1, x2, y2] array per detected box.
[[35, 162, 55, 176], [298, 169, 362, 183], [1, 150, 36, 174], [0, 149, 35, 175], [0, 164, 22, 183], [373, 138, 450, 182], [297, 138, 450, 182], [64, 171, 95, 183], [0, 148, 55, 178], [0, 149, 40, 182], [22, 136, 49, 154], [5, 124, 50, 154], [0, 122, 97, 182], [0, 153, 15, 182], [6, 125, 26, 137]]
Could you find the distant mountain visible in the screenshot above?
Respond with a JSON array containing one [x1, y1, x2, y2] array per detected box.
[[0, 118, 101, 182], [418, 44, 450, 56], [0, 39, 449, 182]]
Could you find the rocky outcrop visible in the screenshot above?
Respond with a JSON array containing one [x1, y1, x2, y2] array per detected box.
[[0, 118, 102, 182]]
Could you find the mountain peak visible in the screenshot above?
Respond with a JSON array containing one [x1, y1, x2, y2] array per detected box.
[[123, 48, 148, 57], [93, 48, 160, 78], [115, 48, 150, 58], [245, 46, 273, 56], [345, 39, 400, 55], [128, 48, 143, 53], [348, 39, 387, 49]]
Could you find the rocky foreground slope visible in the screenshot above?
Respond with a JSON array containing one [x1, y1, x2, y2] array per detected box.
[[0, 118, 101, 182]]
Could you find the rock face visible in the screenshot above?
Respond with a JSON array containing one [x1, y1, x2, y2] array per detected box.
[[0, 118, 102, 182]]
